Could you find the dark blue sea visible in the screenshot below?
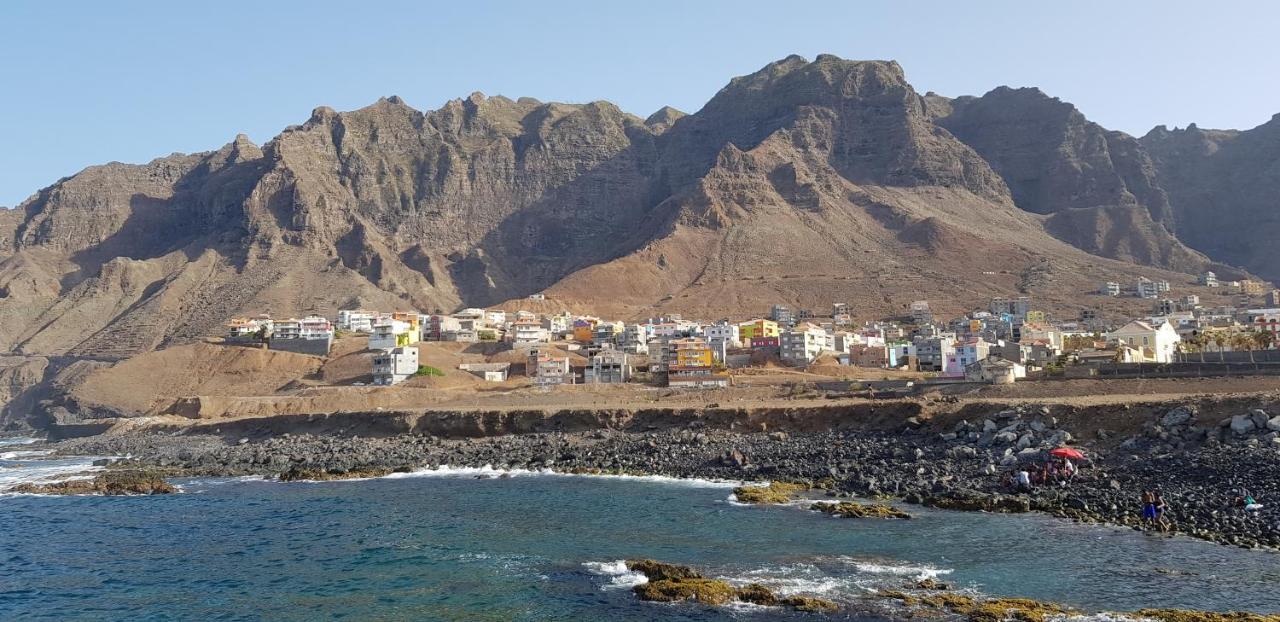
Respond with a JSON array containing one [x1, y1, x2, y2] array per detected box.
[[2, 445, 1279, 621]]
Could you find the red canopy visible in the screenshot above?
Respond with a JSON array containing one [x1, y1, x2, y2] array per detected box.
[[1049, 447, 1085, 461]]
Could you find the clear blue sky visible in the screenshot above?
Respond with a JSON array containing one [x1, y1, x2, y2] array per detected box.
[[2, 0, 1277, 207]]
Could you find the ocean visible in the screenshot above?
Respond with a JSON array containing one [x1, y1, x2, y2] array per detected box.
[[2, 440, 1279, 621]]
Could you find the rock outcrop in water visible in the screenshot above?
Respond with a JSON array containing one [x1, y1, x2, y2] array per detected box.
[[625, 559, 837, 612], [811, 501, 911, 519], [11, 469, 175, 495]]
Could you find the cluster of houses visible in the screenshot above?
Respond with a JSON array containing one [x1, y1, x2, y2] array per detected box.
[[222, 277, 1280, 389]]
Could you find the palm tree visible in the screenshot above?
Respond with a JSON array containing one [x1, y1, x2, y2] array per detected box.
[[1254, 329, 1275, 352], [1211, 331, 1229, 362], [1192, 333, 1208, 363], [1233, 332, 1256, 364]]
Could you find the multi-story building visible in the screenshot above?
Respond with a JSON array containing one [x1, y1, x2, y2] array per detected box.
[[336, 310, 376, 333], [914, 335, 956, 373], [446, 317, 480, 342], [1100, 282, 1121, 297], [226, 316, 273, 340], [423, 314, 461, 341], [620, 324, 649, 355], [1246, 309, 1280, 341], [369, 318, 416, 350], [832, 303, 852, 325], [1108, 320, 1181, 363], [667, 338, 728, 388], [779, 323, 832, 365], [511, 319, 550, 345], [704, 321, 741, 359], [845, 344, 887, 368], [991, 296, 1032, 319], [372, 346, 419, 385], [572, 318, 598, 343], [769, 304, 795, 327], [1267, 290, 1280, 308], [738, 319, 779, 342], [1199, 271, 1219, 287], [647, 338, 674, 374], [543, 313, 571, 339], [534, 356, 575, 386], [584, 348, 632, 384], [1154, 298, 1177, 316], [945, 339, 992, 376], [1136, 277, 1161, 299], [1238, 279, 1265, 295], [883, 341, 915, 369], [910, 300, 933, 324], [592, 321, 623, 347], [268, 315, 334, 355]]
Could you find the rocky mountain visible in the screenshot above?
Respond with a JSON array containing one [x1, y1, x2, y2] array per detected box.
[[1141, 116, 1280, 282], [930, 87, 1203, 271], [0, 54, 1269, 359]]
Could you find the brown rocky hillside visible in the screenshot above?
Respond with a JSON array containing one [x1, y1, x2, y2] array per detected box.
[[0, 54, 1271, 359]]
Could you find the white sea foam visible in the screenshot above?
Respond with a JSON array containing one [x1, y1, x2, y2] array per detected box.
[[1, 450, 54, 460], [842, 558, 953, 581], [583, 560, 649, 590], [382, 464, 742, 488], [0, 460, 102, 492], [0, 437, 40, 447], [723, 562, 856, 597]]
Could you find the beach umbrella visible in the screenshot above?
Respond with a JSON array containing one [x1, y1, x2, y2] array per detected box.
[[1048, 447, 1085, 461]]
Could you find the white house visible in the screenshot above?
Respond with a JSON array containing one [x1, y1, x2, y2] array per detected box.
[[373, 346, 419, 385], [965, 357, 1026, 384], [1107, 320, 1181, 363], [511, 320, 550, 345], [779, 323, 832, 365], [336, 310, 376, 333]]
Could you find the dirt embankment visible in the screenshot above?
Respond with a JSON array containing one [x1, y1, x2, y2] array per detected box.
[[123, 390, 1280, 452], [143, 402, 928, 441]]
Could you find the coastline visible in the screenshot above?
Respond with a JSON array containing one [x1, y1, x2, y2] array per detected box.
[[37, 401, 1280, 551]]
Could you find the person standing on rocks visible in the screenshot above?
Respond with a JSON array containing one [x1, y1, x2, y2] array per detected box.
[[1154, 491, 1170, 532], [1015, 469, 1033, 493], [1142, 490, 1159, 528]]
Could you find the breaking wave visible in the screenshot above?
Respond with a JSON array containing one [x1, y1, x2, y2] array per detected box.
[[583, 560, 649, 590]]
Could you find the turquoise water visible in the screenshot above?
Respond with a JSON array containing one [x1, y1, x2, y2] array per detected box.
[[2, 462, 1279, 621]]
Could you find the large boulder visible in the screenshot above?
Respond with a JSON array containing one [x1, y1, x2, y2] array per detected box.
[[1230, 415, 1257, 436], [1160, 407, 1195, 428], [1267, 416, 1280, 432], [1250, 410, 1271, 430]]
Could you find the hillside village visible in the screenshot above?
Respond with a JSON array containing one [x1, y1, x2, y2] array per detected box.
[[217, 271, 1280, 394]]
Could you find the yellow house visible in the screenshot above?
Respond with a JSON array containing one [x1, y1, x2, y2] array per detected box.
[[572, 318, 598, 343], [738, 319, 779, 341], [1025, 310, 1046, 325], [391, 312, 421, 345], [673, 338, 713, 368]]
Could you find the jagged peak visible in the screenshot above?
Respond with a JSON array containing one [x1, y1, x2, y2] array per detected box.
[[645, 105, 687, 130], [308, 106, 337, 125]]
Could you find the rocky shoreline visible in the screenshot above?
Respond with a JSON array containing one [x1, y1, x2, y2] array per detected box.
[[38, 401, 1280, 551]]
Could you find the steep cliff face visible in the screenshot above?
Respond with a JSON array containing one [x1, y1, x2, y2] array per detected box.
[[0, 54, 1267, 359], [932, 87, 1207, 272], [1142, 116, 1280, 282], [540, 58, 1192, 319], [0, 94, 664, 356]]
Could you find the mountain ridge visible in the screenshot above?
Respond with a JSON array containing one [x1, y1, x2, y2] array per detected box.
[[0, 54, 1273, 358]]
